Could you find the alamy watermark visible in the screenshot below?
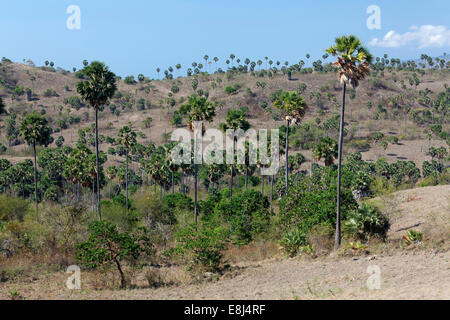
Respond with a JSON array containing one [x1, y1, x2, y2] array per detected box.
[[66, 5, 81, 30], [366, 265, 381, 290], [66, 265, 81, 290], [366, 5, 381, 30]]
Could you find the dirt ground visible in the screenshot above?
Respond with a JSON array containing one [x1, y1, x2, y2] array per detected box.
[[1, 185, 448, 300], [1, 248, 448, 300]]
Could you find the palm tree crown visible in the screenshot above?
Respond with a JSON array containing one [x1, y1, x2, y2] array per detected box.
[[76, 61, 117, 108], [273, 91, 308, 125], [20, 112, 52, 147], [179, 95, 216, 132], [326, 35, 373, 88]]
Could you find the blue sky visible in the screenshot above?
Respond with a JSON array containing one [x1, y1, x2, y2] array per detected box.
[[1, 0, 449, 78]]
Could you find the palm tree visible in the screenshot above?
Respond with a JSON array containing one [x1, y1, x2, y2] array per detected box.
[[203, 55, 209, 72], [179, 95, 216, 223], [118, 126, 137, 211], [326, 35, 372, 249], [20, 112, 51, 213], [274, 91, 308, 193], [77, 61, 117, 220], [230, 54, 235, 67], [219, 108, 250, 198], [213, 57, 219, 71]]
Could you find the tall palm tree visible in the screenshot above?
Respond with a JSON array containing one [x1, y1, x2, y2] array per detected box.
[[20, 112, 51, 214], [219, 108, 250, 198], [274, 91, 308, 193], [118, 126, 137, 211], [326, 35, 372, 249], [77, 61, 117, 220], [230, 54, 235, 67], [213, 57, 219, 72], [179, 95, 216, 223], [203, 55, 209, 72]]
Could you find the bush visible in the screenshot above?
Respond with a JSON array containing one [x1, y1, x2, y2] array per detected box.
[[43, 89, 58, 97], [101, 200, 139, 231], [343, 203, 390, 240], [279, 229, 308, 257], [133, 191, 174, 228], [124, 76, 137, 85], [279, 176, 357, 248], [37, 203, 90, 256], [209, 190, 271, 245], [171, 223, 229, 273], [228, 190, 271, 245], [0, 195, 30, 222]]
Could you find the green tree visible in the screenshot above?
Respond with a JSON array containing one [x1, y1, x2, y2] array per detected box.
[[326, 35, 372, 249], [20, 112, 51, 213], [273, 91, 308, 193], [76, 221, 152, 288], [77, 61, 117, 220]]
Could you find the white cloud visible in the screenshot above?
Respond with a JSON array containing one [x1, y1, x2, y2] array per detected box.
[[369, 25, 450, 49]]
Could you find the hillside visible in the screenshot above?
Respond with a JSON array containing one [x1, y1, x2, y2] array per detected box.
[[1, 185, 448, 300], [0, 59, 449, 171]]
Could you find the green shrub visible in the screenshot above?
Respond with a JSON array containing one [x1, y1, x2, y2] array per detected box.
[[279, 176, 357, 247], [406, 230, 424, 243], [343, 203, 390, 240], [171, 223, 229, 273], [133, 190, 175, 228], [0, 195, 30, 222], [101, 200, 139, 231], [279, 229, 308, 257]]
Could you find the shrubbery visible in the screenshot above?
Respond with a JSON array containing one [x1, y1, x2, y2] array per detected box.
[[170, 223, 229, 274], [343, 203, 390, 240]]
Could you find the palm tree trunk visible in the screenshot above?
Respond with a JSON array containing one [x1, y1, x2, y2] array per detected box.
[[194, 164, 198, 224], [125, 149, 129, 212], [335, 82, 346, 250], [261, 175, 265, 195], [229, 164, 234, 199], [181, 172, 184, 193], [95, 108, 102, 220], [285, 120, 289, 193], [33, 142, 38, 214], [245, 165, 248, 191], [92, 178, 95, 215], [270, 175, 274, 210], [171, 171, 174, 193]]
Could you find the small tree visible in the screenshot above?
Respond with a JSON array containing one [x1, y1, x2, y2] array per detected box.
[[76, 221, 152, 288]]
